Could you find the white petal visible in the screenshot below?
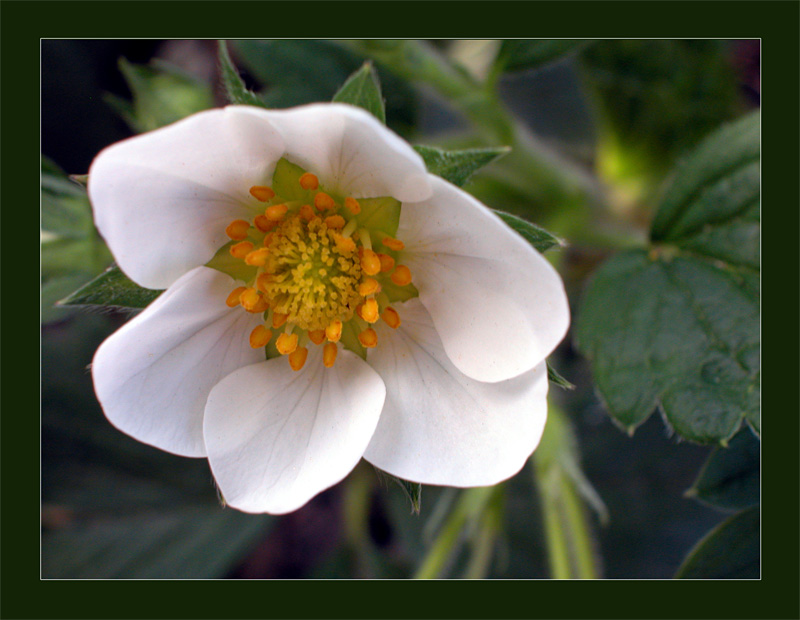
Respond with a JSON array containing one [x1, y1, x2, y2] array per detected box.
[[364, 298, 548, 487], [203, 347, 385, 514], [92, 267, 264, 457], [399, 175, 570, 382], [237, 103, 431, 202], [88, 108, 285, 289]]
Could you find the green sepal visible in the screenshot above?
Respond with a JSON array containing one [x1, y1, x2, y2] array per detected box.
[[205, 241, 258, 284], [356, 196, 401, 239], [547, 362, 575, 390], [271, 158, 313, 202], [59, 265, 163, 310], [414, 145, 509, 187], [374, 467, 422, 514], [332, 61, 386, 124], [494, 210, 564, 254], [218, 40, 266, 108]]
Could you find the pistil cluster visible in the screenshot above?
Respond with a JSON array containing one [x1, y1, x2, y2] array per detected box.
[[221, 161, 414, 371]]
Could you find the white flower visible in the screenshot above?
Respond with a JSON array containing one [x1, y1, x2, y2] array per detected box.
[[88, 104, 570, 514]]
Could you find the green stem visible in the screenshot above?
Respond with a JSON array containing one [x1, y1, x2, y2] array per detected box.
[[462, 487, 505, 579], [342, 463, 374, 578]]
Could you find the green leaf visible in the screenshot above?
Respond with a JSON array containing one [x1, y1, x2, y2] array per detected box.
[[576, 116, 760, 444], [333, 61, 386, 124], [218, 40, 265, 107], [674, 506, 759, 579], [652, 111, 761, 270], [414, 144, 509, 187], [494, 210, 564, 254], [496, 39, 591, 73], [59, 265, 163, 309], [106, 58, 214, 133], [686, 429, 760, 511], [374, 468, 422, 515]]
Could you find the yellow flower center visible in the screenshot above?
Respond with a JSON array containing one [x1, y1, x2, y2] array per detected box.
[[213, 159, 418, 371]]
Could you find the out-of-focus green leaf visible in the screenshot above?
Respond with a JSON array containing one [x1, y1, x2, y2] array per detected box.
[[231, 40, 417, 133], [218, 40, 265, 107], [105, 57, 214, 133], [674, 506, 759, 579], [59, 265, 162, 309], [581, 40, 739, 202], [414, 144, 509, 187], [576, 115, 760, 444], [333, 62, 386, 124], [496, 39, 591, 73], [686, 429, 760, 511], [493, 210, 563, 254]]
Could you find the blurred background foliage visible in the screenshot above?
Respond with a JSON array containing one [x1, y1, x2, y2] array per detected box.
[[41, 39, 760, 579]]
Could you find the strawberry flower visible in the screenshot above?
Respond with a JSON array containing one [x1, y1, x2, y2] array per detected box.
[[88, 104, 569, 513]]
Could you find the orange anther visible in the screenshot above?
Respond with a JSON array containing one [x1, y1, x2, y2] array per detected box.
[[361, 249, 381, 276], [225, 219, 250, 240], [289, 346, 309, 371], [314, 192, 336, 211], [308, 329, 326, 345], [333, 233, 356, 254], [230, 241, 254, 259], [344, 197, 361, 215], [358, 298, 380, 323], [276, 332, 299, 355], [249, 325, 272, 348], [378, 253, 395, 273], [323, 342, 338, 368], [382, 236, 405, 251], [358, 328, 378, 348], [226, 286, 247, 308], [256, 273, 271, 293], [391, 265, 412, 286], [358, 278, 381, 296], [249, 186, 275, 202], [324, 214, 346, 229], [272, 312, 289, 329], [299, 204, 316, 222], [240, 288, 267, 313], [266, 203, 288, 221], [254, 214, 273, 233], [299, 173, 319, 190], [325, 319, 343, 343], [381, 307, 401, 329], [244, 247, 270, 267]]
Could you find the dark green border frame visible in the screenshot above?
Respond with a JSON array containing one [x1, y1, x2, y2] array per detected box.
[[6, 1, 798, 618]]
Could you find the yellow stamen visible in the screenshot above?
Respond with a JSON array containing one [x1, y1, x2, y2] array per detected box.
[[382, 236, 405, 251], [361, 249, 381, 276], [289, 346, 309, 371], [240, 288, 268, 313], [314, 192, 336, 211], [359, 278, 381, 296], [244, 247, 270, 266], [276, 332, 299, 355], [298, 204, 316, 222], [230, 241, 254, 259], [272, 312, 289, 329], [378, 253, 395, 273], [226, 286, 247, 308], [225, 219, 250, 240], [325, 319, 342, 342], [324, 214, 346, 230], [358, 328, 378, 348], [323, 342, 338, 368], [333, 233, 356, 253], [249, 186, 275, 202], [266, 203, 288, 221], [358, 298, 380, 323], [254, 214, 273, 233], [381, 306, 401, 329], [249, 325, 272, 348], [308, 329, 326, 345], [344, 196, 361, 215], [391, 265, 412, 286], [299, 172, 319, 190]]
